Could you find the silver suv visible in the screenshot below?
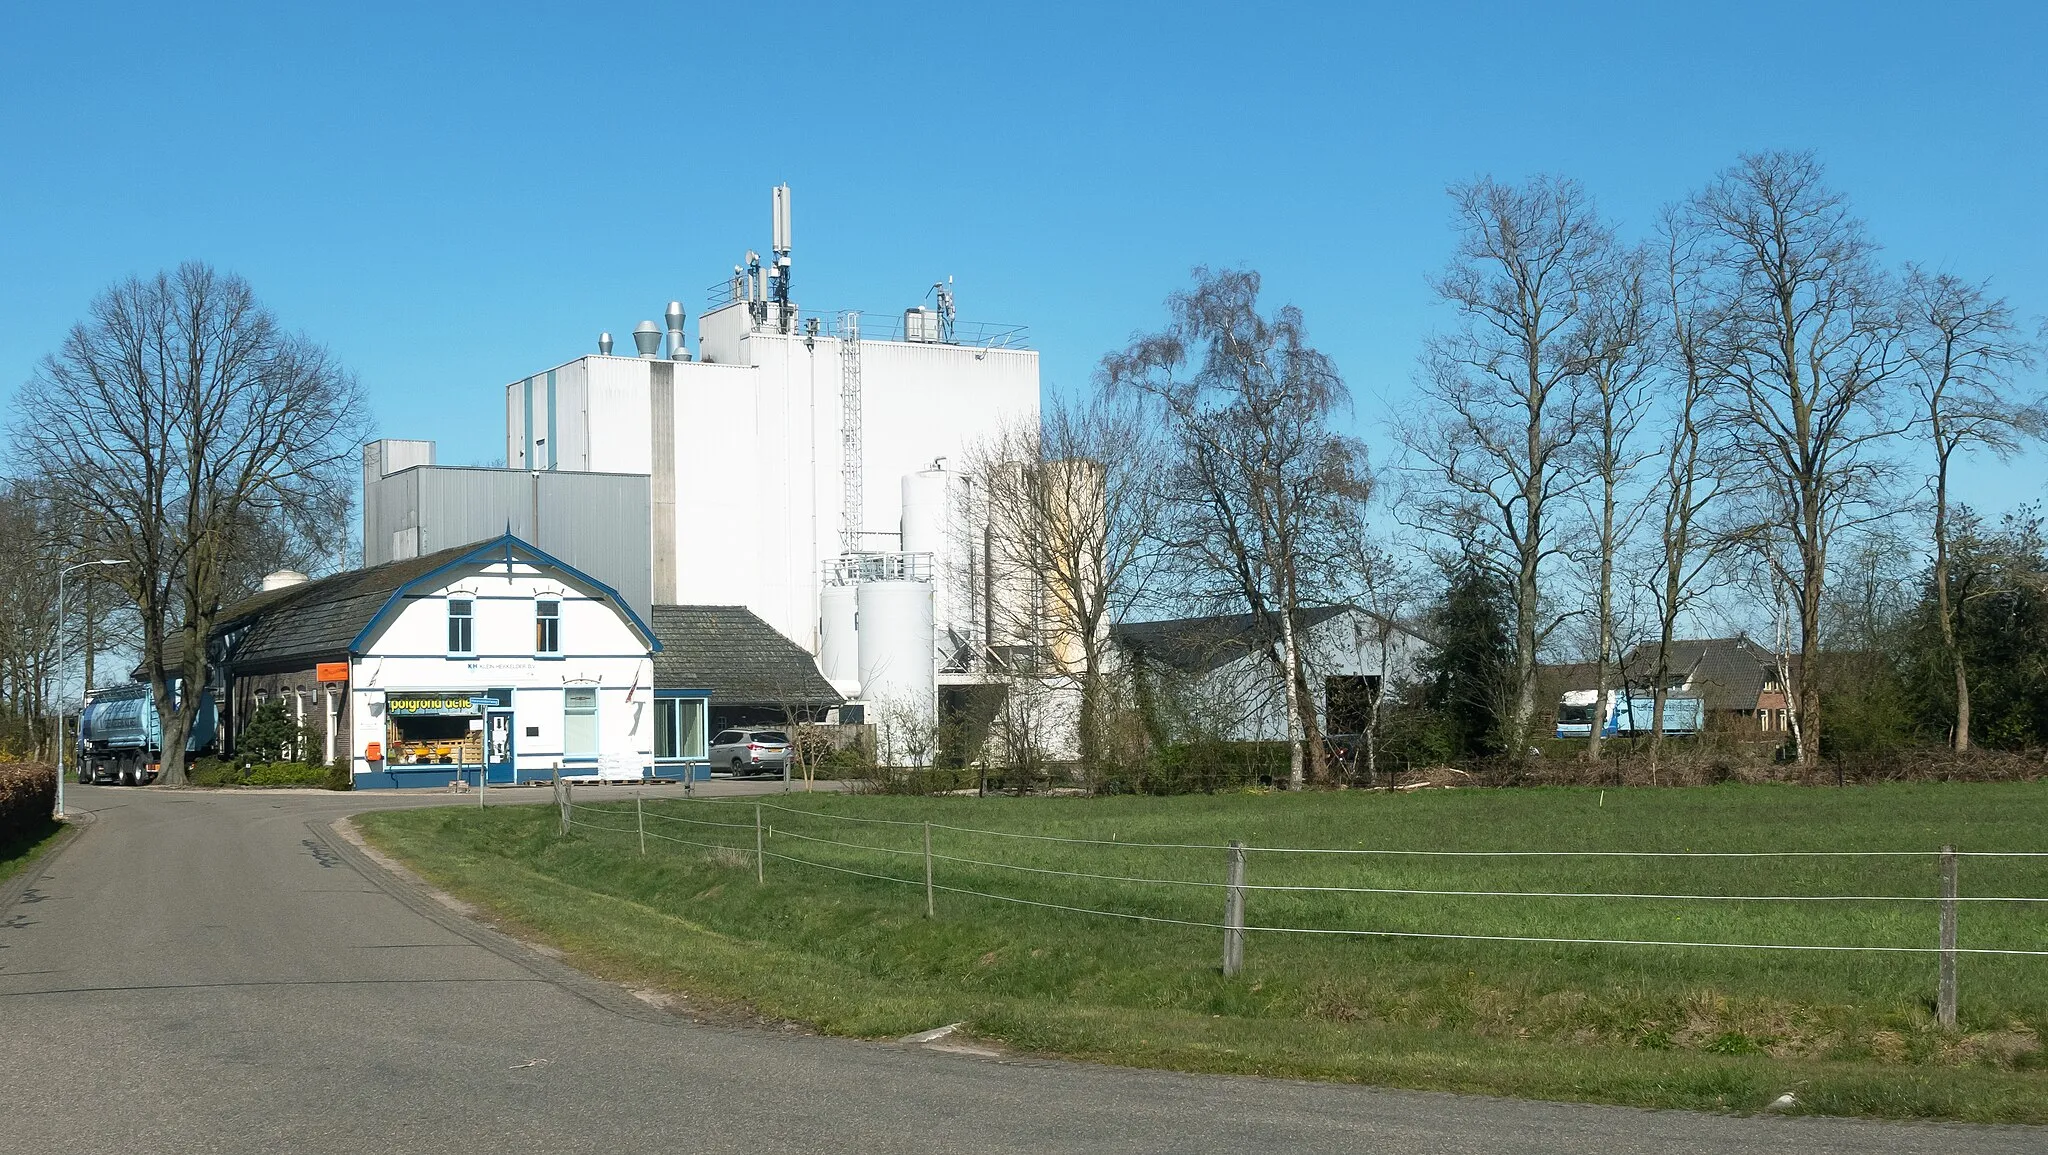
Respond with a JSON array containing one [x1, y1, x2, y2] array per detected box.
[[709, 728, 791, 776]]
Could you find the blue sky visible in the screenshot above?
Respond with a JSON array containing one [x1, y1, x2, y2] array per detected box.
[[4, 1, 2044, 519]]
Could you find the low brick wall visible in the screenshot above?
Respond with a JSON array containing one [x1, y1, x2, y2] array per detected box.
[[0, 762, 57, 842]]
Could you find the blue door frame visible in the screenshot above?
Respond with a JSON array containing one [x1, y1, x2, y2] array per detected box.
[[484, 708, 515, 785]]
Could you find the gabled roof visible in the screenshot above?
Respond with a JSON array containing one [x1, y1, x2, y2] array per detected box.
[[1112, 605, 1419, 676], [1618, 637, 1784, 714], [651, 605, 841, 709], [147, 534, 657, 674]]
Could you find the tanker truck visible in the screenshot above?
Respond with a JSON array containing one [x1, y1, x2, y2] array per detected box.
[[78, 682, 219, 785]]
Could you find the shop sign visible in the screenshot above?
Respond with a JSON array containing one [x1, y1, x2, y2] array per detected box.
[[316, 661, 349, 683], [385, 692, 482, 717]]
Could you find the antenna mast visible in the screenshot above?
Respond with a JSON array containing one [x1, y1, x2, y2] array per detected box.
[[839, 311, 863, 553]]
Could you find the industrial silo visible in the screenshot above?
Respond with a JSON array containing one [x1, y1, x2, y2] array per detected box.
[[856, 579, 936, 756], [818, 582, 860, 694]]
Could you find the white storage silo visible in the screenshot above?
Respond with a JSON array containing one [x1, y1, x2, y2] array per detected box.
[[856, 579, 936, 755], [818, 582, 860, 694], [900, 468, 949, 556], [902, 466, 972, 664]]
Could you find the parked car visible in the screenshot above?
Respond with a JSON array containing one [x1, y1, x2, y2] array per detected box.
[[708, 728, 792, 776]]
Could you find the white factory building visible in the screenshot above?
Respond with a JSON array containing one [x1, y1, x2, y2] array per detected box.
[[375, 186, 1059, 758]]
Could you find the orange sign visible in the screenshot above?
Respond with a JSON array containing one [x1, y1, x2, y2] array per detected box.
[[316, 661, 349, 683]]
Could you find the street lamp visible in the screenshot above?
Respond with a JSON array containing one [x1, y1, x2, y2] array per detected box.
[[54, 558, 124, 821]]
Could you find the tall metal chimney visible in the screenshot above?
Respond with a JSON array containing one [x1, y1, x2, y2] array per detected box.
[[665, 301, 688, 360], [598, 331, 613, 355], [632, 320, 661, 357]]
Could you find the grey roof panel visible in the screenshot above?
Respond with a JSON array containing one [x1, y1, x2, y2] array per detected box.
[[651, 605, 841, 708], [1112, 605, 1360, 675]]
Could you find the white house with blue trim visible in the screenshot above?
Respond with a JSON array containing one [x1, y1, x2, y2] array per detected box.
[[189, 534, 703, 789]]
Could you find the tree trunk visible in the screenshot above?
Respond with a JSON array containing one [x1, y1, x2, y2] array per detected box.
[[1931, 446, 1970, 753], [1278, 610, 1305, 788], [1585, 488, 1618, 762]]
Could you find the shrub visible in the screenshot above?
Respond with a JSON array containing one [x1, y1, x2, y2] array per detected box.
[[236, 700, 301, 764], [240, 761, 332, 788], [0, 762, 56, 844], [187, 757, 243, 787]]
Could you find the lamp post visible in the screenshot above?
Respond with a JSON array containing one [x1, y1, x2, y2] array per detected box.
[[54, 559, 124, 820]]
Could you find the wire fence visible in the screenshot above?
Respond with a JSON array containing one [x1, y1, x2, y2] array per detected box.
[[546, 783, 2048, 1025]]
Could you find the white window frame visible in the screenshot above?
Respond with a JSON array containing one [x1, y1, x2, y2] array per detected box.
[[447, 596, 475, 657], [563, 684, 599, 761], [535, 596, 562, 657]]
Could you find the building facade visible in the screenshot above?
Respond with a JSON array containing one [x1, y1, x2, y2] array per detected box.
[[189, 535, 672, 788]]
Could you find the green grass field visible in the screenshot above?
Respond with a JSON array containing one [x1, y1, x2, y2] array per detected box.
[[356, 783, 2048, 1121]]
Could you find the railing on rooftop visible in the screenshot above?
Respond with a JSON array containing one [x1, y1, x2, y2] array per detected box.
[[699, 284, 1029, 350]]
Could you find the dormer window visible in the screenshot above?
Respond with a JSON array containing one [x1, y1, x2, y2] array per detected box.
[[448, 597, 474, 656]]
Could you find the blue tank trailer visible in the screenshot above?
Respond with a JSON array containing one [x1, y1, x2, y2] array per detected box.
[[77, 682, 218, 784], [1554, 690, 1704, 739]]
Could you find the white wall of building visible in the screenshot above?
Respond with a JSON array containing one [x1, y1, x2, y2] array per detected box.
[[502, 311, 1041, 665], [348, 556, 654, 785]]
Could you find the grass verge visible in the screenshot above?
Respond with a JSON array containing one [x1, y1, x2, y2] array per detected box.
[[356, 783, 2048, 1122], [0, 818, 64, 890]]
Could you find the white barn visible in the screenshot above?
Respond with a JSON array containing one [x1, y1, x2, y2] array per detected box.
[[1114, 606, 1431, 743]]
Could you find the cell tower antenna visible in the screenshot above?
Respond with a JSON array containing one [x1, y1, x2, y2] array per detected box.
[[839, 311, 864, 553], [771, 184, 794, 331]]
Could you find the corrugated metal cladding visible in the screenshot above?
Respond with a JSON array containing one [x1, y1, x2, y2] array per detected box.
[[361, 465, 652, 619], [534, 471, 651, 617]]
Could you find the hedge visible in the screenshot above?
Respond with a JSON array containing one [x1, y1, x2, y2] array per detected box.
[[0, 762, 57, 843]]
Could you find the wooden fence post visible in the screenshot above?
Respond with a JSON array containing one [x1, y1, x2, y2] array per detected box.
[[1939, 844, 1958, 1030], [1223, 840, 1246, 977]]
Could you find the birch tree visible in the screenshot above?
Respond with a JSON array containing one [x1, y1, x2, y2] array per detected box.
[[1401, 175, 1612, 750], [13, 263, 365, 785], [1689, 152, 1906, 770], [1104, 268, 1370, 787], [1900, 268, 2043, 751]]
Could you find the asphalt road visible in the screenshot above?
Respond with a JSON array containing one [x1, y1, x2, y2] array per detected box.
[[2, 785, 2040, 1155]]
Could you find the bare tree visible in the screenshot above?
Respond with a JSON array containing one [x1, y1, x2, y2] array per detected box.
[[965, 391, 1163, 776], [1642, 211, 1745, 777], [13, 263, 365, 785], [1400, 176, 1613, 751], [1570, 247, 1660, 760], [1340, 538, 1427, 785], [0, 483, 64, 758], [1689, 152, 1906, 769], [1104, 268, 1371, 787], [1900, 268, 2044, 751]]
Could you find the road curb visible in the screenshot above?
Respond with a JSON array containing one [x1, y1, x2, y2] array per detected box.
[[310, 815, 680, 1027], [0, 809, 93, 917]]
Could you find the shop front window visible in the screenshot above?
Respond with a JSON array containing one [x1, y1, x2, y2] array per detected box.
[[564, 686, 597, 757], [448, 598, 474, 655], [536, 598, 560, 655]]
